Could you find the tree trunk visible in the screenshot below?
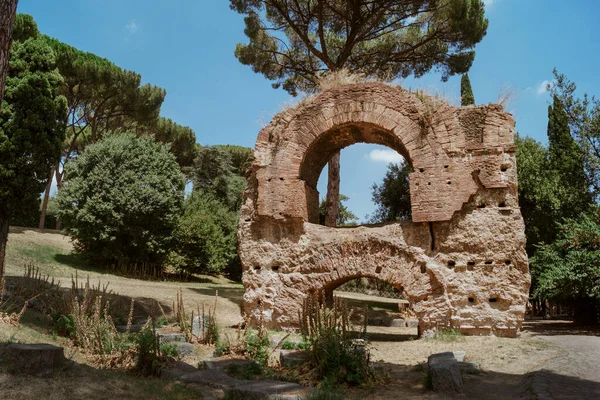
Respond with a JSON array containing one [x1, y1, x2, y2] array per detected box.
[[0, 0, 19, 111], [55, 163, 63, 230], [324, 152, 340, 227], [39, 167, 55, 230], [0, 215, 9, 278]]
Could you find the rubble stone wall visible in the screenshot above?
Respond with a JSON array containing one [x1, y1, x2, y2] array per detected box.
[[238, 83, 530, 337]]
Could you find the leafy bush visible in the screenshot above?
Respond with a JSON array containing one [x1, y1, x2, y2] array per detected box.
[[159, 343, 179, 358], [173, 192, 239, 275], [56, 133, 185, 273], [532, 208, 600, 324]]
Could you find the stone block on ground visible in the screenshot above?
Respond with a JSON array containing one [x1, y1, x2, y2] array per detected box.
[[5, 343, 65, 377], [406, 318, 419, 328], [228, 380, 314, 400], [116, 323, 146, 333], [279, 350, 307, 367], [161, 361, 199, 380], [192, 315, 209, 337], [428, 352, 463, 393], [179, 369, 248, 390], [204, 357, 257, 371], [174, 342, 195, 357], [158, 332, 186, 344], [389, 318, 405, 327]]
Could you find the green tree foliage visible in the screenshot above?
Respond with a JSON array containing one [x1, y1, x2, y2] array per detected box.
[[43, 34, 166, 183], [189, 145, 248, 210], [231, 0, 488, 95], [173, 145, 250, 278], [214, 144, 253, 176], [319, 194, 357, 226], [515, 135, 564, 257], [0, 19, 67, 275], [173, 192, 240, 275], [547, 94, 590, 216], [532, 208, 600, 324], [550, 69, 600, 200], [369, 162, 413, 223], [151, 117, 197, 167], [460, 73, 475, 106], [56, 133, 185, 271]]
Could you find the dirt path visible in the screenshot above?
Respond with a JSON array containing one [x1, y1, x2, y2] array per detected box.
[[525, 321, 600, 400]]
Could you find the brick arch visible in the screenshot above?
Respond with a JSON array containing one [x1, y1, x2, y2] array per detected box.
[[239, 82, 530, 337]]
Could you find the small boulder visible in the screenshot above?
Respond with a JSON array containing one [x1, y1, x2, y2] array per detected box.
[[158, 332, 186, 344], [174, 342, 195, 357], [427, 352, 463, 393]]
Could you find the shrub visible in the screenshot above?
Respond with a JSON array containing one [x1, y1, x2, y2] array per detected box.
[[56, 132, 185, 274], [173, 192, 239, 275], [300, 294, 372, 385]]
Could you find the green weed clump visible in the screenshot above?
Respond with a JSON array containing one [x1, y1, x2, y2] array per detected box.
[[300, 294, 372, 386]]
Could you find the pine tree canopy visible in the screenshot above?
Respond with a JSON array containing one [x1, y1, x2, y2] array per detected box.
[[231, 0, 488, 95]]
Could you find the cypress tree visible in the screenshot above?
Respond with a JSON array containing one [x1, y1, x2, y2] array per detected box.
[[547, 95, 590, 217], [461, 74, 475, 106]]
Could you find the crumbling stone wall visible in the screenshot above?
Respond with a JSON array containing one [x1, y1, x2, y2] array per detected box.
[[239, 83, 530, 337]]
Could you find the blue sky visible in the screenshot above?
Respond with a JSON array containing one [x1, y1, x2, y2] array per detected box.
[[19, 0, 600, 221]]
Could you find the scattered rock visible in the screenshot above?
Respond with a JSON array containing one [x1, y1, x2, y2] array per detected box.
[[162, 360, 313, 399], [229, 379, 313, 400], [279, 350, 307, 367], [174, 342, 195, 357], [5, 343, 65, 377], [428, 352, 463, 393], [389, 318, 405, 327], [158, 333, 186, 344], [115, 323, 146, 333], [204, 357, 257, 371]]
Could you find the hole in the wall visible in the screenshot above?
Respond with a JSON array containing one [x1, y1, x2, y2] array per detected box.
[[498, 201, 506, 208], [468, 297, 475, 303], [428, 182, 431, 186], [280, 177, 284, 181], [477, 203, 486, 208], [501, 165, 509, 172], [267, 178, 272, 182], [505, 259, 512, 265], [447, 261, 456, 268], [489, 298, 498, 303], [272, 266, 280, 272], [419, 168, 425, 172], [420, 265, 427, 274], [444, 165, 449, 169], [485, 260, 493, 265], [416, 182, 419, 186], [375, 266, 383, 274], [245, 218, 251, 222], [467, 261, 475, 271], [254, 265, 262, 271], [447, 181, 451, 185], [257, 299, 262, 306]]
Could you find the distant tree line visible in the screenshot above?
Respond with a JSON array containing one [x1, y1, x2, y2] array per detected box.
[[0, 14, 253, 280]]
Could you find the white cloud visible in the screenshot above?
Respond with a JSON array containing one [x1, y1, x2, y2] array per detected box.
[[367, 149, 403, 164], [126, 20, 139, 34], [483, 0, 495, 6], [536, 80, 553, 95]]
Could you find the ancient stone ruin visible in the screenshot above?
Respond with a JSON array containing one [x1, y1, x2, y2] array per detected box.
[[239, 82, 531, 337]]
